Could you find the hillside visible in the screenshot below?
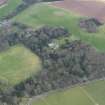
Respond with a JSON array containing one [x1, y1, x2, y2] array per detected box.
[[12, 3, 105, 51], [0, 0, 105, 105], [0, 25, 105, 105], [51, 0, 105, 22]]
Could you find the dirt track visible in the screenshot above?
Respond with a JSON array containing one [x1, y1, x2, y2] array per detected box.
[[51, 0, 105, 22], [0, 0, 7, 6]]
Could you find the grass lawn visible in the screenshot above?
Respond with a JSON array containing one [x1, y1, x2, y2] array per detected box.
[[0, 45, 42, 88], [0, 0, 22, 20], [31, 80, 105, 105], [12, 3, 105, 52]]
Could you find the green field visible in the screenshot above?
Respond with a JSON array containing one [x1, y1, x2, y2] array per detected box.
[[31, 80, 105, 105], [0, 0, 22, 19], [12, 3, 105, 51], [84, 80, 105, 105], [0, 45, 41, 87]]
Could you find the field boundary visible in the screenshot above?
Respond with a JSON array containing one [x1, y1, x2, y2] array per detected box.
[[26, 78, 105, 105], [79, 86, 99, 105], [0, 75, 9, 84], [41, 97, 52, 105], [0, 3, 7, 9], [47, 3, 82, 17], [50, 0, 105, 22]]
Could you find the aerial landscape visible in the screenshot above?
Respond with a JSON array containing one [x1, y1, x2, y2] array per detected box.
[[0, 0, 105, 105]]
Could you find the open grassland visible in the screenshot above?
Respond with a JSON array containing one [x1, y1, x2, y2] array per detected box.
[[31, 80, 105, 105], [0, 0, 22, 19], [12, 3, 105, 52], [0, 45, 42, 87]]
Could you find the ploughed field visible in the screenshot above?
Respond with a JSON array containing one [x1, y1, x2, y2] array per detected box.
[[0, 45, 41, 90], [0, 0, 6, 6], [51, 0, 105, 22], [32, 80, 105, 105]]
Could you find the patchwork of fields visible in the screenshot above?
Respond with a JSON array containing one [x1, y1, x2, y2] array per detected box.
[[32, 80, 105, 105], [0, 45, 41, 89], [0, 1, 105, 105], [11, 2, 105, 105], [12, 3, 105, 51]]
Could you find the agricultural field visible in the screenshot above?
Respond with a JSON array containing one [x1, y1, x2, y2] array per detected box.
[[0, 45, 41, 89], [0, 0, 105, 105], [51, 0, 105, 22], [32, 80, 105, 105], [0, 0, 22, 19], [0, 0, 6, 6], [12, 3, 105, 51]]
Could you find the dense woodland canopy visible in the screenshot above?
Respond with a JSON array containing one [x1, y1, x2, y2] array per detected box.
[[0, 23, 105, 105]]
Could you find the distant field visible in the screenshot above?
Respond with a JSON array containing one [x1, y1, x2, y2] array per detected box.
[[0, 45, 41, 88], [0, 0, 22, 19], [32, 80, 105, 105], [51, 0, 105, 22], [12, 3, 105, 51], [0, 0, 7, 6]]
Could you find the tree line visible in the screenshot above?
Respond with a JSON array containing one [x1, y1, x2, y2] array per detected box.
[[1, 0, 62, 20]]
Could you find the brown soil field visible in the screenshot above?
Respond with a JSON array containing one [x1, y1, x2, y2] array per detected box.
[[51, 0, 105, 22], [0, 0, 7, 6]]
